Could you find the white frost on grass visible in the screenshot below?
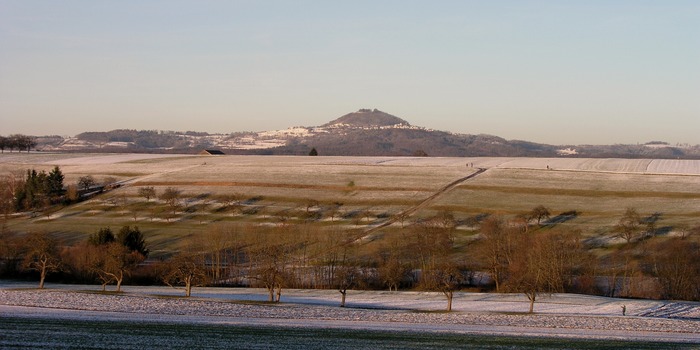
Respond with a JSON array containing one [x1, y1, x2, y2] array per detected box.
[[43, 153, 189, 165], [1, 282, 699, 343]]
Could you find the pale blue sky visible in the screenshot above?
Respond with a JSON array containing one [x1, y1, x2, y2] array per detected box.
[[1, 1, 698, 145]]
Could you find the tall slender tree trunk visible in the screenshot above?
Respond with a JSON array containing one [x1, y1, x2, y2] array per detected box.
[[115, 271, 124, 292], [492, 265, 501, 293], [527, 292, 536, 313], [267, 285, 275, 302], [445, 291, 453, 312], [39, 265, 47, 289], [339, 290, 347, 307], [185, 276, 193, 297]]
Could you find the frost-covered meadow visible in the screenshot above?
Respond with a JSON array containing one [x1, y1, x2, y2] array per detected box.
[[2, 152, 700, 255], [1, 282, 699, 346], [2, 154, 700, 347]]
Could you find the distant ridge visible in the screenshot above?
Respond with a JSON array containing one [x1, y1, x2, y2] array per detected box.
[[322, 109, 410, 128], [30, 109, 700, 159]]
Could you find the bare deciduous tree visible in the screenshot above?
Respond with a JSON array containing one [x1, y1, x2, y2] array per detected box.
[[0, 174, 19, 220], [92, 242, 144, 292], [201, 223, 242, 284], [138, 186, 156, 201], [421, 259, 462, 312], [60, 242, 102, 284], [22, 231, 62, 289], [614, 208, 643, 243], [376, 232, 411, 291], [0, 229, 23, 276], [529, 205, 551, 226], [506, 231, 587, 313], [246, 227, 294, 302], [65, 185, 79, 203], [78, 176, 96, 192], [324, 202, 343, 222], [160, 187, 181, 220], [477, 216, 518, 292], [651, 239, 700, 301], [377, 255, 407, 291], [335, 263, 359, 307], [162, 239, 209, 297], [102, 176, 118, 187], [412, 215, 461, 311]]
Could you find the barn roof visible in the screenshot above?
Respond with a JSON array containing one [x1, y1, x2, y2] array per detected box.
[[199, 149, 225, 155]]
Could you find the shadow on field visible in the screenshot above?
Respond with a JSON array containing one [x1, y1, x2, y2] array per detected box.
[[544, 210, 579, 226]]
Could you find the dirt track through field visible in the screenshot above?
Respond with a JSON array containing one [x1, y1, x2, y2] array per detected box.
[[360, 167, 487, 237], [120, 164, 202, 186]]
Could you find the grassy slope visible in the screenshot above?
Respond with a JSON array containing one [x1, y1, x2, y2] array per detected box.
[[2, 153, 699, 257]]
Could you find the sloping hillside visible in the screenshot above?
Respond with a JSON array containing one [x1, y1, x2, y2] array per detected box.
[[322, 109, 410, 127], [30, 109, 700, 159]]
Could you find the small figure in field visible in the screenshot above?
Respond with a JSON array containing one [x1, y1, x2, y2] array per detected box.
[[621, 305, 626, 316]]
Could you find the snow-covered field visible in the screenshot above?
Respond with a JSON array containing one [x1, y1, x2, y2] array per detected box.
[[1, 282, 699, 344], [2, 153, 700, 175]]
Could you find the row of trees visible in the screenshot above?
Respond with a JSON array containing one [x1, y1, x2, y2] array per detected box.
[[5, 213, 698, 312], [0, 134, 37, 153], [3, 175, 700, 311], [476, 216, 593, 312], [2, 226, 148, 292]]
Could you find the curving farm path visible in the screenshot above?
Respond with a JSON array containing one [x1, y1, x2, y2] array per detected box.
[[361, 167, 487, 237]]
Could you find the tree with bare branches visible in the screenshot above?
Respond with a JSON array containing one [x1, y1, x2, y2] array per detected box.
[[324, 202, 343, 222], [421, 259, 462, 312], [329, 234, 363, 307], [377, 255, 407, 291], [412, 215, 461, 311], [335, 263, 360, 307], [92, 242, 144, 292], [0, 174, 18, 220], [137, 186, 156, 201], [201, 223, 242, 284], [87, 227, 147, 291], [528, 205, 551, 226], [651, 239, 700, 301], [614, 208, 643, 243], [477, 216, 517, 292], [376, 232, 411, 291], [506, 231, 587, 313], [0, 229, 23, 276], [22, 231, 62, 289], [78, 175, 96, 192], [160, 187, 181, 221], [162, 240, 209, 297], [246, 227, 294, 302]]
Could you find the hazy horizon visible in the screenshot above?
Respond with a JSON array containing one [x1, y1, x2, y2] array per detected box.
[[1, 1, 698, 145]]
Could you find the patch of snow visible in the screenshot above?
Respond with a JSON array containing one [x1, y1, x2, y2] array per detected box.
[[557, 148, 578, 155], [1, 283, 698, 343], [104, 142, 132, 148], [259, 127, 312, 138], [42, 154, 188, 165]]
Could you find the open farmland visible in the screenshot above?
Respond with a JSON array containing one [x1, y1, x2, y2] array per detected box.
[[2, 153, 700, 256], [2, 282, 700, 347]]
